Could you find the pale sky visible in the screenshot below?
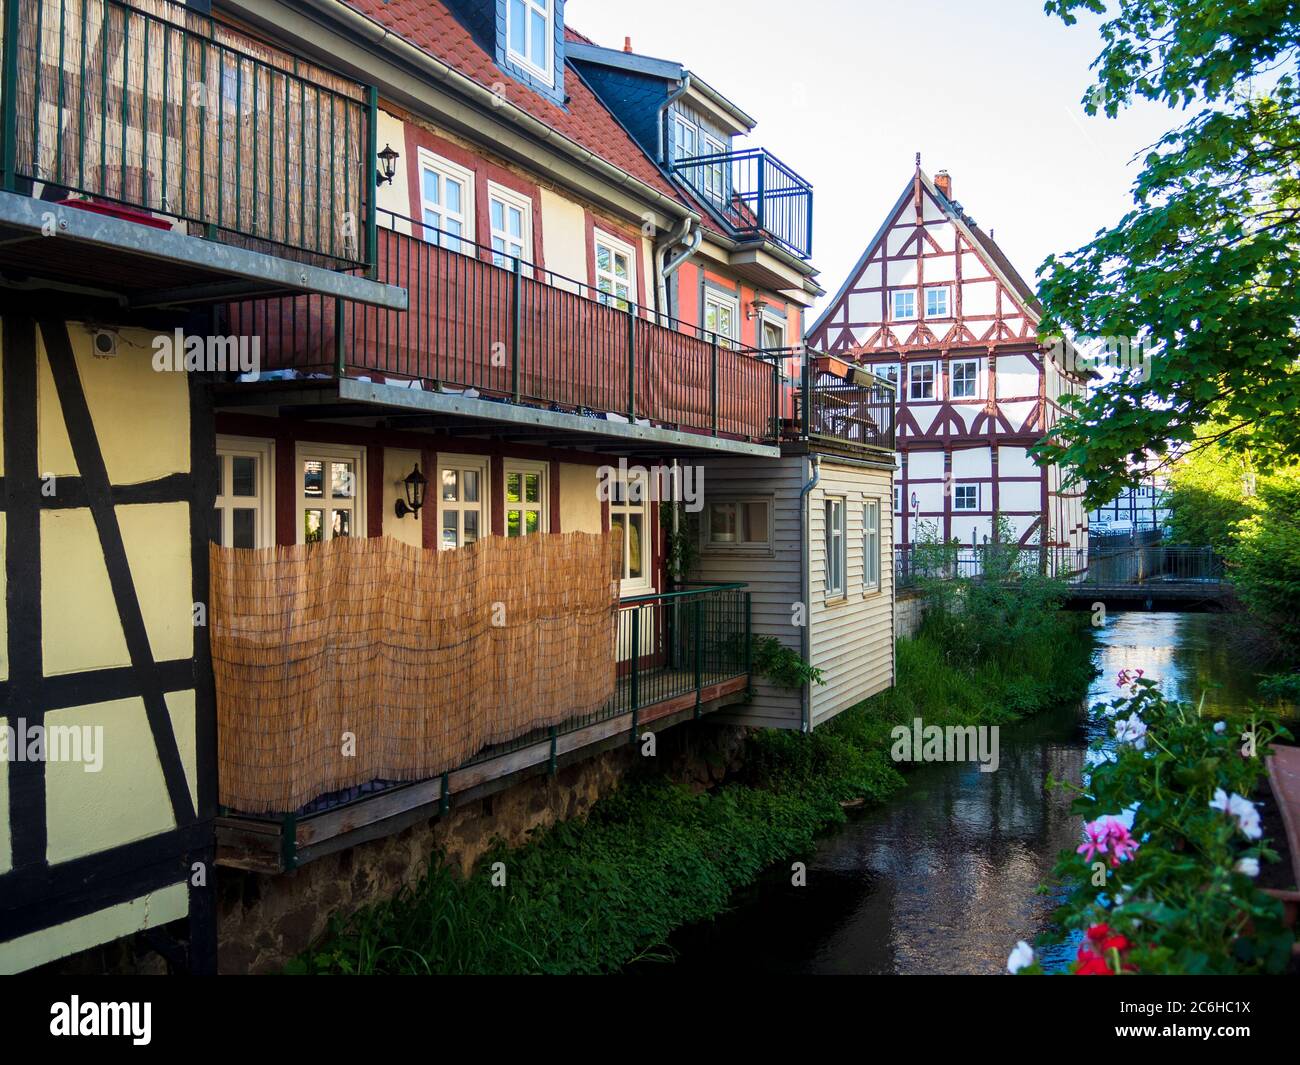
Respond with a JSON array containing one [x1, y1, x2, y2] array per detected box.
[[565, 0, 1176, 320]]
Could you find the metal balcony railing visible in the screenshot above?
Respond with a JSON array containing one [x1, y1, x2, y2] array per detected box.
[[0, 0, 376, 269], [226, 210, 785, 442], [793, 356, 896, 451], [670, 146, 813, 259]]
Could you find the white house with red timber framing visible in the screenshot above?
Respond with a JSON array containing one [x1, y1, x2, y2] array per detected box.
[[806, 163, 1088, 560]]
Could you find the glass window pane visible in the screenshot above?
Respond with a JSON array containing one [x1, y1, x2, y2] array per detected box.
[[524, 473, 540, 504], [507, 510, 522, 538], [710, 503, 736, 542], [304, 509, 324, 542], [509, 208, 523, 239], [506, 472, 522, 503], [445, 180, 461, 214], [744, 502, 768, 543], [304, 460, 323, 497], [232, 508, 256, 549], [463, 471, 479, 503], [442, 511, 458, 550], [422, 170, 439, 204], [627, 514, 643, 578], [529, 9, 547, 66], [442, 469, 459, 502], [232, 456, 256, 497], [491, 200, 504, 230], [525, 510, 540, 535], [331, 462, 354, 499], [332, 509, 352, 538], [463, 511, 479, 544], [596, 246, 610, 273], [509, 0, 526, 52]]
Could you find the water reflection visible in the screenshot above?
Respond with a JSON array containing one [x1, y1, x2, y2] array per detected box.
[[649, 612, 1295, 975]]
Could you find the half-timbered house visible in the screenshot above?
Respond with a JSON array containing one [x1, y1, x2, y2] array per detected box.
[[807, 163, 1087, 572], [0, 0, 897, 973]]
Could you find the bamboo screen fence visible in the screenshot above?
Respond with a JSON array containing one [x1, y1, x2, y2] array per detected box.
[[210, 533, 622, 814], [6, 0, 368, 264]]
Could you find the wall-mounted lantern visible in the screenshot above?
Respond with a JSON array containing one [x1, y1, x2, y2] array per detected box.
[[377, 143, 401, 186], [394, 463, 427, 519], [747, 294, 769, 321]]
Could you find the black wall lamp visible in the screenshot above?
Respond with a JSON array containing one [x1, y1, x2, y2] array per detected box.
[[377, 143, 400, 186], [394, 463, 427, 519]]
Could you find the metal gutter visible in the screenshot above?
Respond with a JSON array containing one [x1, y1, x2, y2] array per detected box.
[[798, 453, 822, 733]]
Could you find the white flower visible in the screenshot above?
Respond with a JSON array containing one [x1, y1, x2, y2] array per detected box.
[[1114, 712, 1148, 750], [1210, 788, 1263, 840], [1214, 721, 1227, 735], [1007, 940, 1035, 974], [1234, 857, 1260, 878]]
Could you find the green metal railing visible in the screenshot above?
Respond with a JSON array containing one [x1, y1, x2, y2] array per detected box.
[[0, 0, 375, 269]]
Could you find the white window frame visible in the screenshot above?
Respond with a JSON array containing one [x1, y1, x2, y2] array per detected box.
[[704, 289, 740, 347], [894, 483, 902, 514], [593, 229, 637, 311], [863, 498, 881, 594], [503, 459, 548, 538], [610, 471, 652, 594], [924, 285, 951, 318], [699, 130, 728, 203], [704, 497, 773, 552], [295, 442, 366, 545], [670, 113, 698, 162], [954, 483, 980, 512], [825, 495, 847, 600], [215, 435, 274, 549], [950, 358, 981, 400], [418, 148, 475, 255], [908, 361, 937, 401], [759, 311, 786, 351], [487, 182, 533, 273], [891, 289, 917, 321], [437, 453, 490, 551], [506, 0, 554, 82]]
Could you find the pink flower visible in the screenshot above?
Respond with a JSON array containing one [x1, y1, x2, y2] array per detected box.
[[1116, 668, 1145, 689], [1079, 816, 1141, 866], [1077, 820, 1110, 863]]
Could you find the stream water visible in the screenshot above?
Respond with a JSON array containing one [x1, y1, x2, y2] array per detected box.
[[650, 611, 1297, 975]]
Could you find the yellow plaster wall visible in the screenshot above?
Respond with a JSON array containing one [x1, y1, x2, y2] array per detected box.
[[0, 881, 188, 975], [558, 463, 602, 533], [44, 697, 178, 865], [382, 447, 425, 548], [41, 508, 130, 674], [117, 501, 194, 664], [539, 187, 588, 287]]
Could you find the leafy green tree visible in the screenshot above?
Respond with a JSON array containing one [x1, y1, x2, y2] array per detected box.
[[1165, 424, 1260, 548], [1033, 0, 1300, 507]]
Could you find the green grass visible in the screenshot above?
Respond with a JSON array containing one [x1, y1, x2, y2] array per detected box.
[[290, 612, 1095, 975]]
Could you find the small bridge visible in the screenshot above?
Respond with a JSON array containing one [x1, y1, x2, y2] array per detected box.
[[1064, 543, 1232, 611]]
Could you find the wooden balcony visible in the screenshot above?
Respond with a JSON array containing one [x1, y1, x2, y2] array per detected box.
[[217, 583, 753, 872], [0, 0, 403, 307], [786, 354, 897, 454], [221, 212, 786, 456]]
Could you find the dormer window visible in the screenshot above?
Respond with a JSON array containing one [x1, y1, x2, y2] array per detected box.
[[508, 0, 554, 82]]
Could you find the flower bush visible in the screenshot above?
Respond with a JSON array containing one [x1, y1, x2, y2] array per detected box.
[[1013, 678, 1295, 975]]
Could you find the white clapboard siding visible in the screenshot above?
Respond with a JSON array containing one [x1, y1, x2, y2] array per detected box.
[[808, 459, 896, 726]]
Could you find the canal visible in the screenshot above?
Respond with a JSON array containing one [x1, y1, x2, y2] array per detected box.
[[645, 611, 1297, 975]]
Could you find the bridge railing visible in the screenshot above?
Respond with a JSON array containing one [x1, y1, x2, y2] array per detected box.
[[1074, 544, 1224, 586]]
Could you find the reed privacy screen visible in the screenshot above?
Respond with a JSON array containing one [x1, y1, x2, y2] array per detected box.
[[210, 533, 621, 814]]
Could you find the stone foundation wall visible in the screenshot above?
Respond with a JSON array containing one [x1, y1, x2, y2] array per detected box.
[[217, 720, 747, 974], [895, 589, 926, 639]]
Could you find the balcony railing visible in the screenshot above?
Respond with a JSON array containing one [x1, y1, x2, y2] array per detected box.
[[670, 147, 813, 259], [227, 210, 784, 442], [0, 0, 376, 269], [793, 355, 896, 451]]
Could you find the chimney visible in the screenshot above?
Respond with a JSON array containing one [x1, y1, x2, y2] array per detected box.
[[624, 36, 634, 53], [934, 170, 952, 198]]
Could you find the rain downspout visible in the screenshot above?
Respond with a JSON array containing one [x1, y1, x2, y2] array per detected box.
[[657, 72, 692, 165], [655, 216, 701, 322], [798, 454, 821, 733]]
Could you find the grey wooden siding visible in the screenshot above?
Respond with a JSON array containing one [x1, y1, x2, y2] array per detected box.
[[808, 459, 896, 726], [692, 455, 806, 729]]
